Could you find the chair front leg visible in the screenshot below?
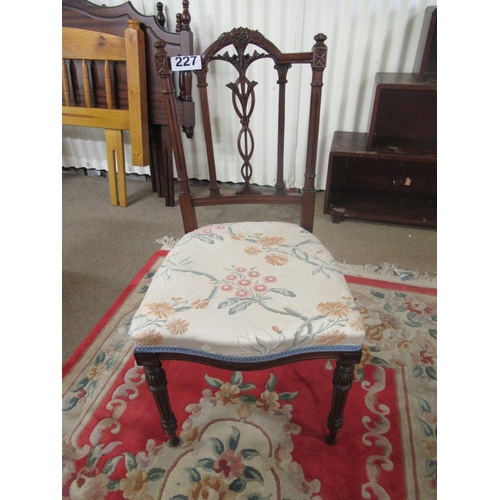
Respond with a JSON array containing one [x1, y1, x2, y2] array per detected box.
[[136, 353, 180, 446], [326, 352, 360, 445]]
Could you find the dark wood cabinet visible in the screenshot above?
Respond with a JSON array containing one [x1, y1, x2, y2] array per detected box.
[[323, 6, 437, 227]]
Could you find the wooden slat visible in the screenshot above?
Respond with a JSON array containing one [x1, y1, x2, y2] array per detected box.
[[62, 27, 126, 61], [62, 106, 129, 129], [104, 60, 113, 109], [62, 60, 71, 106], [82, 60, 91, 107]]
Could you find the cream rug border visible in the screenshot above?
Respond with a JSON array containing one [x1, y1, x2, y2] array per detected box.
[[156, 235, 437, 288]]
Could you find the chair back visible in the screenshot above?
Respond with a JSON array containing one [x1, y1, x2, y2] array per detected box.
[[155, 28, 327, 233], [62, 20, 149, 166]]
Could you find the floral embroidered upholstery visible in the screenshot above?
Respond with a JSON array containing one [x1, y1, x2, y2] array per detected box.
[[129, 222, 365, 363]]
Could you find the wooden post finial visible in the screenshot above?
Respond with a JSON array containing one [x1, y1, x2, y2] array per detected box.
[[180, 0, 191, 32], [156, 2, 166, 28]]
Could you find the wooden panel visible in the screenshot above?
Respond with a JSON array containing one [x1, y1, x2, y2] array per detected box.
[[62, 27, 126, 61], [366, 73, 437, 150], [62, 106, 130, 129]]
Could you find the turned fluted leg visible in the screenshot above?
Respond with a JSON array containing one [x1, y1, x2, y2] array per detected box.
[[137, 353, 180, 446], [326, 352, 360, 445]]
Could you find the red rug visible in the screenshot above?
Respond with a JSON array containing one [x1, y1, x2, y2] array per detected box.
[[63, 250, 437, 499]]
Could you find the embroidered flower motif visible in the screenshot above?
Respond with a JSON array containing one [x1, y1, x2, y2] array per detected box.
[[265, 253, 289, 266], [213, 449, 246, 479], [259, 236, 286, 247], [188, 475, 237, 500], [221, 284, 233, 292], [316, 330, 347, 345], [191, 299, 209, 309], [68, 468, 109, 499], [142, 302, 174, 318], [215, 383, 240, 405], [120, 468, 149, 498], [167, 318, 189, 335], [87, 363, 106, 381], [238, 279, 252, 286], [248, 270, 260, 278], [244, 246, 262, 255], [253, 284, 268, 293], [132, 328, 163, 346], [404, 296, 436, 316], [231, 234, 245, 241], [264, 276, 277, 283], [255, 390, 280, 413], [236, 290, 249, 298], [350, 316, 366, 331], [317, 301, 350, 318]]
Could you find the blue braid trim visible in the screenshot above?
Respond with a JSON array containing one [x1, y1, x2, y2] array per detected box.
[[134, 344, 362, 363]]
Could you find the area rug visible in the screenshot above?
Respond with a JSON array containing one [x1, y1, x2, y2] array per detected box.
[[62, 250, 437, 500]]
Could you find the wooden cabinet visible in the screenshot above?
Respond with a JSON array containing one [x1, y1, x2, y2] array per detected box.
[[323, 6, 437, 227]]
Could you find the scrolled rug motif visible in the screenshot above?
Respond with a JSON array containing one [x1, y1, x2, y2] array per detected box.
[[62, 251, 437, 499]]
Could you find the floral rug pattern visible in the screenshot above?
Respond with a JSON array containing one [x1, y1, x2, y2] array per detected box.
[[62, 251, 437, 499]]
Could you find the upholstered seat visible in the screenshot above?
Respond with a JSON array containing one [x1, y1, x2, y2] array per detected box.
[[130, 222, 364, 361]]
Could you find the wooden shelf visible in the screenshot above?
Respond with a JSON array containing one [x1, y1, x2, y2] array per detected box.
[[323, 132, 436, 227], [329, 192, 436, 227]]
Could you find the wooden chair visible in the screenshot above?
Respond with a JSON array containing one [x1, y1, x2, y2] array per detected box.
[[128, 28, 365, 446], [62, 20, 149, 207]]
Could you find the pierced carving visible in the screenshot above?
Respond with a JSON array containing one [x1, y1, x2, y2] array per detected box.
[[214, 49, 270, 74], [207, 27, 272, 73], [226, 76, 260, 194]]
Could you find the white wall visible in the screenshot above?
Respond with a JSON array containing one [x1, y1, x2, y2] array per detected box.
[[62, 0, 437, 188]]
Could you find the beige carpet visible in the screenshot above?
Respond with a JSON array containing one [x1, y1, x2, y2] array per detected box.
[[62, 172, 437, 364]]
